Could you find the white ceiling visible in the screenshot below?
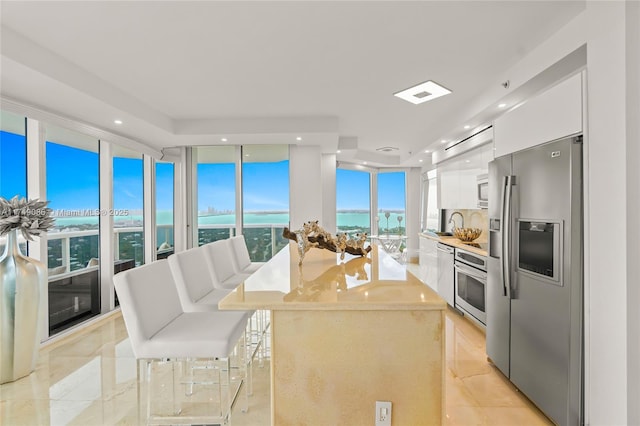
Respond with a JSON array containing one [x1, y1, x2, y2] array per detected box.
[[0, 1, 585, 167]]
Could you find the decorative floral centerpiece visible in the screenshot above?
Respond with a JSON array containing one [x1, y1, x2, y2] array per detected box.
[[0, 196, 54, 240]]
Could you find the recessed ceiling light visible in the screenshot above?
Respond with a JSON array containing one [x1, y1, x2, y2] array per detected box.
[[498, 103, 507, 108], [376, 146, 399, 152], [424, 149, 431, 153], [464, 125, 471, 129], [394, 80, 452, 105], [363, 161, 368, 165], [221, 138, 228, 142], [245, 154, 250, 157], [419, 159, 423, 163], [337, 150, 341, 154], [441, 140, 447, 144], [465, 160, 471, 163], [114, 119, 123, 125], [296, 136, 302, 141]]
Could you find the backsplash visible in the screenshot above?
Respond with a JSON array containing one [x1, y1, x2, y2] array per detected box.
[[441, 209, 489, 243]]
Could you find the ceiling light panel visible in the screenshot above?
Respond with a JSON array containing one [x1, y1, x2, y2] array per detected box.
[[394, 80, 451, 105]]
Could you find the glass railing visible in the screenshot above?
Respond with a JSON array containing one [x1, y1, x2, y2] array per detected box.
[[199, 223, 288, 262], [45, 222, 289, 278], [241, 225, 289, 262]]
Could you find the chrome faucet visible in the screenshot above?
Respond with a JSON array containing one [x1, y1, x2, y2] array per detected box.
[[448, 211, 464, 230]]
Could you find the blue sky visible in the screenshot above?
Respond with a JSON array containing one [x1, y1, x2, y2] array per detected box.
[[1, 130, 405, 213], [336, 169, 406, 211], [0, 131, 27, 199], [377, 171, 406, 210], [155, 162, 174, 210], [197, 160, 290, 212], [46, 142, 100, 210]]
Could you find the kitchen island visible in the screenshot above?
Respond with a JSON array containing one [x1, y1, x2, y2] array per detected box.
[[219, 242, 446, 425]]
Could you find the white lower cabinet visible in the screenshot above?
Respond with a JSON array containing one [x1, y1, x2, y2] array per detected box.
[[419, 236, 439, 293], [436, 243, 455, 307]]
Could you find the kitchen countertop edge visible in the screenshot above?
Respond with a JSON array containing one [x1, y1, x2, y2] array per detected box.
[[419, 233, 488, 257]]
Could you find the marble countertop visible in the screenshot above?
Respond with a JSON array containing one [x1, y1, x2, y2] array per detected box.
[[219, 242, 446, 311], [419, 232, 489, 257]]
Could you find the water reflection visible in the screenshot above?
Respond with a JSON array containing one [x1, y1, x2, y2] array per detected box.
[[285, 256, 371, 302]]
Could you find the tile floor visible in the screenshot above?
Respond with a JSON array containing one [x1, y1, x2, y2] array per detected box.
[[1, 299, 552, 425]]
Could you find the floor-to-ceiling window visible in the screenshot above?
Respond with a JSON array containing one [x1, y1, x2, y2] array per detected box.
[[113, 146, 144, 268], [0, 111, 27, 253], [45, 125, 100, 334], [196, 146, 237, 245], [377, 171, 406, 236], [155, 161, 174, 259], [336, 168, 371, 236], [242, 145, 289, 261]]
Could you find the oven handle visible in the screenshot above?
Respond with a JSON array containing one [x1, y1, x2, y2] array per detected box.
[[454, 262, 487, 282], [436, 244, 454, 254]]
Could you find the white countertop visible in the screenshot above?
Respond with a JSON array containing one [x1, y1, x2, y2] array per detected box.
[[419, 232, 488, 257], [219, 242, 446, 311]]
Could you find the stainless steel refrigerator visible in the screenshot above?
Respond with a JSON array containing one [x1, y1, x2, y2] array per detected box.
[[487, 136, 583, 425]]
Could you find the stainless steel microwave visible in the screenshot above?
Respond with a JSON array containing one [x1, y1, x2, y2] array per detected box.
[[477, 173, 488, 209]]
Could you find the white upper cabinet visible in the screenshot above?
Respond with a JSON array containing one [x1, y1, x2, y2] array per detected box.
[[494, 72, 583, 157], [437, 143, 494, 210]]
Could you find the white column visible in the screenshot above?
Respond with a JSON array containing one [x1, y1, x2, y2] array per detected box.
[[370, 170, 378, 236], [184, 147, 198, 248], [26, 118, 48, 341], [321, 153, 337, 233], [235, 145, 243, 236], [405, 168, 422, 263], [99, 140, 114, 313], [172, 147, 188, 253], [289, 145, 322, 231], [143, 155, 156, 263]]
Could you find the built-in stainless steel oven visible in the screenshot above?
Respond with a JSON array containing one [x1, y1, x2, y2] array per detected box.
[[454, 248, 487, 326]]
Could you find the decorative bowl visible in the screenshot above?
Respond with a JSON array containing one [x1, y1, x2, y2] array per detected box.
[[453, 227, 482, 242]]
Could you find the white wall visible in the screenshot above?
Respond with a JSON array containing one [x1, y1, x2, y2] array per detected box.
[[289, 145, 324, 231], [585, 3, 632, 424], [625, 2, 640, 424]]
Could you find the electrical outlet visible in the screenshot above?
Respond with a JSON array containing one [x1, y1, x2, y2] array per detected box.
[[375, 401, 392, 426]]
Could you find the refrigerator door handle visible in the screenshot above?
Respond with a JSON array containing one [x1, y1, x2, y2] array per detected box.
[[501, 175, 513, 299]]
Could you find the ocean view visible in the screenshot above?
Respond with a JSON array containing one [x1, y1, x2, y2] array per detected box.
[[42, 210, 407, 269], [52, 211, 406, 230]]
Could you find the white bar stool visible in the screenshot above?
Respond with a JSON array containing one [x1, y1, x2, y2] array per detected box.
[[114, 260, 249, 425], [168, 245, 256, 395]]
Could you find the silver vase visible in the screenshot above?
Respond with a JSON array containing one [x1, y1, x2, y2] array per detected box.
[[0, 229, 45, 384]]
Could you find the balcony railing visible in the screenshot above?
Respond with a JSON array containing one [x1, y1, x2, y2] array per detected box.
[[44, 222, 287, 277]]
